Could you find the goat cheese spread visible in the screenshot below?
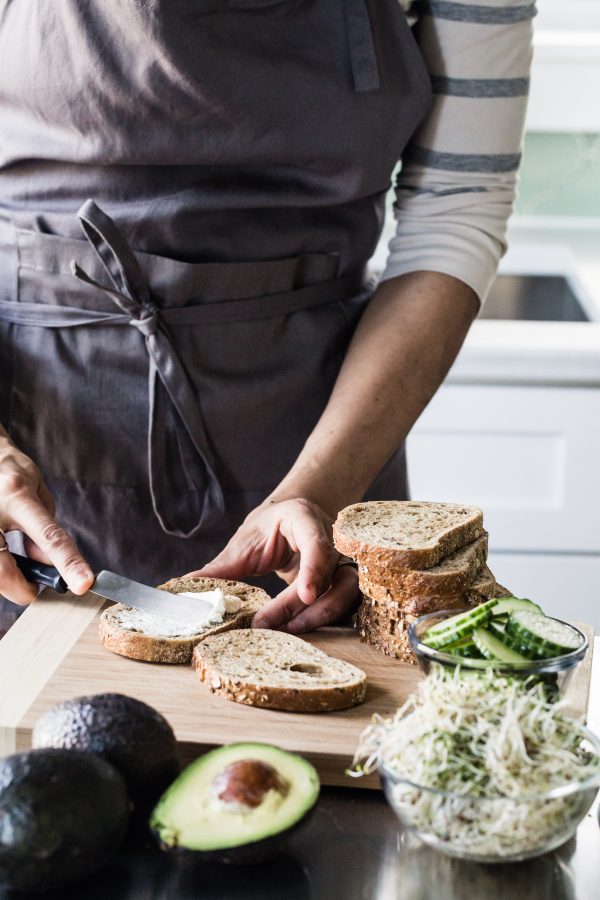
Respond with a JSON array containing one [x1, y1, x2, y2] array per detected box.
[[119, 589, 243, 638]]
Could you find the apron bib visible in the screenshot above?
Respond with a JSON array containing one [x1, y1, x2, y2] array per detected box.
[[0, 0, 430, 584]]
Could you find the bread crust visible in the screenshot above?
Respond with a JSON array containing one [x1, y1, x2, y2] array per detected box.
[[333, 501, 484, 570], [357, 534, 488, 596], [193, 662, 367, 712], [192, 630, 367, 712], [355, 607, 417, 664], [99, 577, 269, 665], [355, 575, 513, 664], [357, 584, 476, 618], [358, 564, 507, 617]]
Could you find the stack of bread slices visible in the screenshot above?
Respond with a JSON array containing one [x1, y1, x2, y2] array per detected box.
[[333, 500, 511, 664]]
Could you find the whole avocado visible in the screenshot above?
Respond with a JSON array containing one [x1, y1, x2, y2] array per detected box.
[[0, 748, 129, 893], [32, 693, 179, 802]]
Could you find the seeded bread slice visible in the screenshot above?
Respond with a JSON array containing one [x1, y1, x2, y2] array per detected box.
[[356, 571, 513, 663], [356, 591, 471, 664], [356, 606, 416, 664], [358, 533, 488, 596], [192, 629, 367, 712], [333, 501, 484, 570], [360, 564, 502, 617], [359, 590, 472, 626], [99, 577, 269, 665], [360, 578, 512, 640]]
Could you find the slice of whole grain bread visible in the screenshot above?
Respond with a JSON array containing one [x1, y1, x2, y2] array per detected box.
[[358, 533, 488, 596], [359, 590, 472, 626], [333, 501, 484, 570], [355, 604, 417, 664], [359, 564, 502, 617], [355, 569, 513, 662], [99, 576, 269, 665], [192, 629, 367, 712]]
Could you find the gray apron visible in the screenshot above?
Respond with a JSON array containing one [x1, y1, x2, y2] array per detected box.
[[0, 0, 431, 588]]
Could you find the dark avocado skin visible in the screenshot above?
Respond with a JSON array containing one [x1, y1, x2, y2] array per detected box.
[[32, 693, 179, 803], [154, 799, 317, 865], [0, 748, 129, 893]]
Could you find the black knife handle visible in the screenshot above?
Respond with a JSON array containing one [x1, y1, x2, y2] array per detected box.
[[13, 553, 68, 593]]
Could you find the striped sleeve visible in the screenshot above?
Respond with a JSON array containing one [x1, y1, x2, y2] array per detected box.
[[381, 0, 536, 303]]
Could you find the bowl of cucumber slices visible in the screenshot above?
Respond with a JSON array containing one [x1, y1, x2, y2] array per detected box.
[[409, 597, 588, 694]]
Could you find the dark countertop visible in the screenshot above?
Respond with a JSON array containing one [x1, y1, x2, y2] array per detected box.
[[2, 786, 598, 900]]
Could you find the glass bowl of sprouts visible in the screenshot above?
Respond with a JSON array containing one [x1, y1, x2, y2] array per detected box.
[[350, 667, 600, 863]]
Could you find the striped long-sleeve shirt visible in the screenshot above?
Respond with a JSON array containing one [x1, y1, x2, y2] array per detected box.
[[382, 0, 536, 302]]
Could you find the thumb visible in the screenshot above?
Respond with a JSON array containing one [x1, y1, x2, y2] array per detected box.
[[184, 546, 251, 581]]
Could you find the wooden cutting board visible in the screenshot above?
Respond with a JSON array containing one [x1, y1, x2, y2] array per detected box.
[[0, 590, 595, 788]]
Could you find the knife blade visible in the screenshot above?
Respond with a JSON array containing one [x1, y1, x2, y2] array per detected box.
[[91, 570, 215, 623], [13, 553, 215, 625]]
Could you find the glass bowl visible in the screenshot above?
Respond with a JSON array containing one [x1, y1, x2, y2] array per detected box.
[[381, 727, 600, 863], [408, 609, 588, 697]]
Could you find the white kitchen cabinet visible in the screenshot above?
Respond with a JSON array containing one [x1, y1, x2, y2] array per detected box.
[[487, 552, 600, 629], [528, 1, 600, 133], [406, 384, 600, 629]]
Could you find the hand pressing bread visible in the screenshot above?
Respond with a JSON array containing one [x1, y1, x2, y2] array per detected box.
[[184, 497, 360, 634]]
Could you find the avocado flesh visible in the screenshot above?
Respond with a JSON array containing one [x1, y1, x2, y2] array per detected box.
[[151, 743, 319, 851]]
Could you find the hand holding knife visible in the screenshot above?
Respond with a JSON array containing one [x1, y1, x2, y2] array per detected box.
[[12, 553, 215, 624]]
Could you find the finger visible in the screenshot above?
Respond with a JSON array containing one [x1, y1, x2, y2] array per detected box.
[[22, 536, 51, 564], [38, 481, 55, 516], [286, 566, 360, 634], [252, 581, 307, 631], [0, 551, 39, 606], [184, 545, 252, 581], [186, 526, 291, 581], [9, 495, 94, 595], [279, 510, 337, 606]]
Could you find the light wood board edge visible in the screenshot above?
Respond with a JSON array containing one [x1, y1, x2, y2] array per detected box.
[[0, 589, 105, 756], [587, 637, 600, 736], [563, 622, 595, 720], [177, 742, 379, 790]]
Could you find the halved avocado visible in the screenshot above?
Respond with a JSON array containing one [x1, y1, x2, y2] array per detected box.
[[150, 743, 319, 864]]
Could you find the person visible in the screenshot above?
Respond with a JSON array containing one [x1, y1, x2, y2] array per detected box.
[[0, 0, 535, 633]]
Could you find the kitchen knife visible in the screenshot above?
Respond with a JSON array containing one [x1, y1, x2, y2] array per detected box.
[[13, 553, 215, 624]]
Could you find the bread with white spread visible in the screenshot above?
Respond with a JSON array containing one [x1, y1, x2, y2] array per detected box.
[[99, 576, 269, 664]]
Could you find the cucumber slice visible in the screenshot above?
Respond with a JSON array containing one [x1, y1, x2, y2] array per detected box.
[[491, 597, 543, 618], [443, 637, 483, 659], [423, 599, 498, 646], [472, 628, 530, 663], [424, 629, 470, 651], [506, 611, 583, 658], [488, 621, 538, 659]]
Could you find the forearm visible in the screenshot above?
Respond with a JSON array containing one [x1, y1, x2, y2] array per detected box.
[[270, 271, 479, 517]]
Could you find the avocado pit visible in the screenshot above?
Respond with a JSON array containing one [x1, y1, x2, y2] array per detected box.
[[212, 759, 289, 809]]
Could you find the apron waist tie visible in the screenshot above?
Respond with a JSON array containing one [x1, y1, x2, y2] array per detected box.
[[0, 200, 367, 539]]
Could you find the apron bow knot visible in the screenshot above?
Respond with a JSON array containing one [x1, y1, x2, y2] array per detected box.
[[68, 199, 225, 538], [129, 305, 159, 338]]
